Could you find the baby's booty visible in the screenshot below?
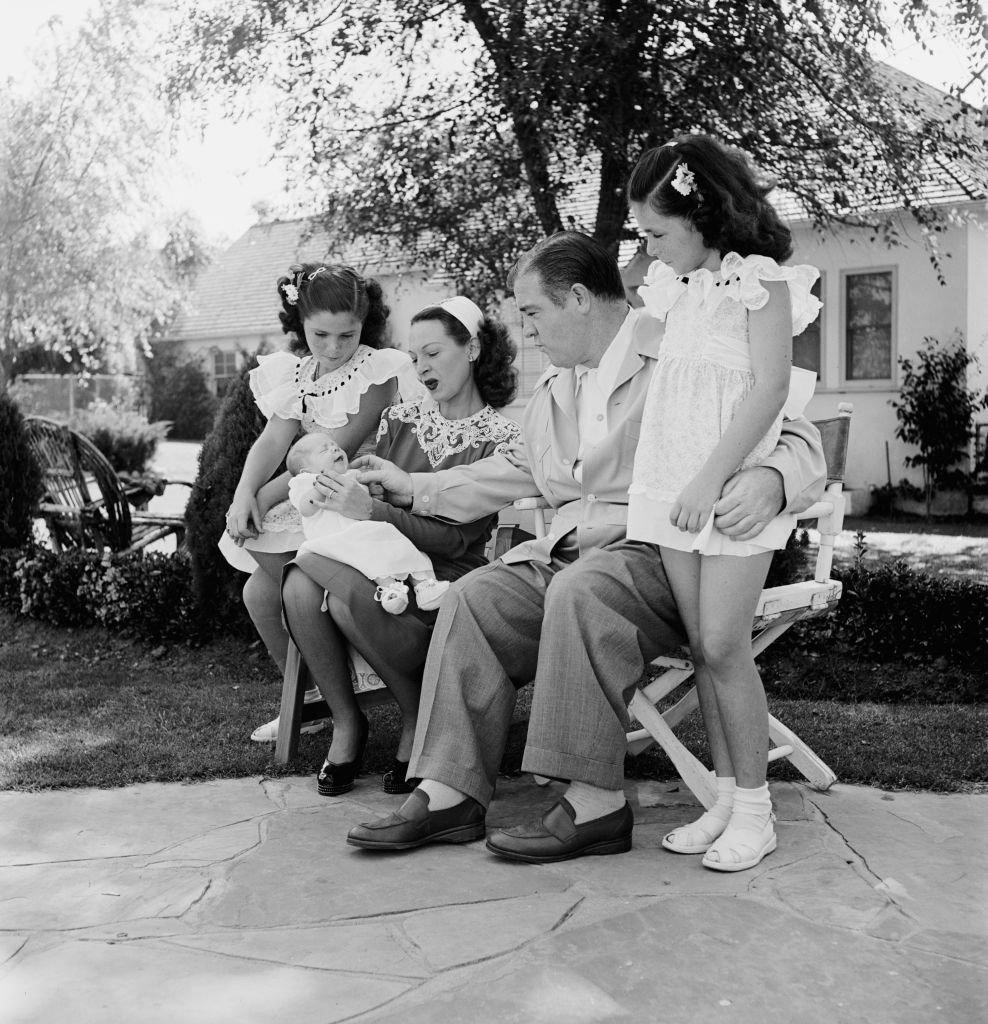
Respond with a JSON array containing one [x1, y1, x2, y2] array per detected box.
[[374, 580, 409, 614], [413, 578, 450, 611]]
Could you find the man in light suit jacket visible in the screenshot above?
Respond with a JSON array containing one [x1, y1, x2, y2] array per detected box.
[[349, 231, 826, 861]]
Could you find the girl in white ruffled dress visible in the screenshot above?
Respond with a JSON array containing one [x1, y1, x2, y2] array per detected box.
[[626, 135, 822, 872], [222, 264, 424, 712]]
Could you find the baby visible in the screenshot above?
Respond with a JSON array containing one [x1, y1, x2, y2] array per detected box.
[[286, 433, 449, 614]]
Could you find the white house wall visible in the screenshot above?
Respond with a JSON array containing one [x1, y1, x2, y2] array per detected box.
[[791, 213, 974, 491]]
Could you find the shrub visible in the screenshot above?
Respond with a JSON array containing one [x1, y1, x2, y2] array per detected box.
[[147, 343, 218, 441], [3, 543, 200, 641], [890, 335, 988, 518], [769, 557, 988, 702], [70, 401, 170, 474], [184, 361, 266, 628], [0, 388, 43, 549]]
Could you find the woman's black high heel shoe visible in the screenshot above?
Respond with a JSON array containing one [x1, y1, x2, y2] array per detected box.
[[382, 758, 420, 795], [317, 712, 369, 797]]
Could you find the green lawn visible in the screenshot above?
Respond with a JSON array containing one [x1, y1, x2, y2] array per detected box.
[[2, 611, 985, 794]]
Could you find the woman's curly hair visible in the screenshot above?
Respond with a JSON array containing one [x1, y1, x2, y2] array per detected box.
[[627, 134, 792, 263], [410, 307, 518, 409], [275, 263, 390, 355]]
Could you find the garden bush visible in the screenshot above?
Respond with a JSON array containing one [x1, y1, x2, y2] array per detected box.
[[147, 343, 218, 441], [70, 401, 170, 473], [766, 557, 988, 703], [1, 544, 199, 642], [184, 361, 266, 629], [0, 388, 43, 549]]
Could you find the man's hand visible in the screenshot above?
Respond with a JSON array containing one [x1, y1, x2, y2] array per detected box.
[[312, 471, 373, 520], [351, 455, 414, 508], [713, 466, 785, 541], [502, 440, 530, 471]]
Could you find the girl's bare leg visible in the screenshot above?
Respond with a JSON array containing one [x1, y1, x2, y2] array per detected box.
[[242, 551, 297, 676], [659, 547, 737, 853], [697, 552, 777, 871], [281, 566, 365, 763], [696, 552, 773, 789]]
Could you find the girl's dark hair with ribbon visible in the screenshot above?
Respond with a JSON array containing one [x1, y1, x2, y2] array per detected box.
[[276, 264, 390, 354], [628, 134, 793, 263], [411, 306, 519, 410]]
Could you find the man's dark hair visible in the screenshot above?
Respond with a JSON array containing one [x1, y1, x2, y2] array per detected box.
[[508, 231, 627, 305]]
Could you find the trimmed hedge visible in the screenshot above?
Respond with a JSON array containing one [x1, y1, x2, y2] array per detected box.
[[0, 388, 43, 548], [0, 545, 207, 643], [183, 362, 265, 628]]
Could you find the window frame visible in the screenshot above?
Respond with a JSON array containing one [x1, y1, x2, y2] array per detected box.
[[839, 265, 897, 389], [211, 348, 240, 397]]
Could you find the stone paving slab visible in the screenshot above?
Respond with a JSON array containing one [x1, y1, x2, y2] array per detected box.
[[0, 776, 984, 1024]]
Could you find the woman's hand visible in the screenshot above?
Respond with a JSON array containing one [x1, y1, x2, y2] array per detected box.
[[502, 439, 530, 471], [669, 471, 723, 534], [225, 492, 262, 545], [351, 455, 414, 508], [313, 470, 374, 520]]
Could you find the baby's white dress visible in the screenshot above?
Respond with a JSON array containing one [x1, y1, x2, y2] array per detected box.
[[627, 252, 821, 556], [219, 345, 424, 573], [290, 472, 434, 581]]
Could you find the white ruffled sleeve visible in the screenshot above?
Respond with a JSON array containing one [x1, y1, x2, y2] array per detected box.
[[721, 253, 822, 336], [305, 347, 427, 430], [637, 260, 686, 321], [248, 351, 307, 421], [287, 472, 316, 512]]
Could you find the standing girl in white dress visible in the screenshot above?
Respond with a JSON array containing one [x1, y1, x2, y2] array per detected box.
[[222, 264, 423, 732], [626, 135, 821, 872]]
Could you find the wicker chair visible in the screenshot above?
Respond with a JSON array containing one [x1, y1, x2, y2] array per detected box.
[[25, 416, 188, 554]]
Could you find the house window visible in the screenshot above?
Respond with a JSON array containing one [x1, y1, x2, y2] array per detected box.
[[793, 275, 823, 378], [843, 270, 894, 381], [213, 350, 239, 396]]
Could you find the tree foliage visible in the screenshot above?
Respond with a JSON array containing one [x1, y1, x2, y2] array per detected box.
[[0, 0, 208, 384], [169, 0, 988, 297], [891, 335, 988, 517]]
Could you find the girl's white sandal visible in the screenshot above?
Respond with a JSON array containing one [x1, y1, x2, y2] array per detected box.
[[701, 815, 777, 872], [661, 813, 729, 855]]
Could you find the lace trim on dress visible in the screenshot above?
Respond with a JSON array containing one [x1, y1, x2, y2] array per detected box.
[[249, 346, 425, 428], [381, 400, 520, 468], [638, 252, 822, 335]]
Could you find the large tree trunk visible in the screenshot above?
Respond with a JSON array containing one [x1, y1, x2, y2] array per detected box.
[[458, 1, 564, 236]]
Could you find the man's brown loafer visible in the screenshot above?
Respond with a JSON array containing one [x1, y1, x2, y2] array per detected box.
[[485, 798, 633, 863], [347, 789, 486, 850]]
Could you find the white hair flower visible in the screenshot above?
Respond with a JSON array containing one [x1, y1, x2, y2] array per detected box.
[[283, 283, 299, 305], [671, 162, 697, 196]]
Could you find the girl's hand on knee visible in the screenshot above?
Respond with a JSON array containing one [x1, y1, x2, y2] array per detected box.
[[226, 493, 262, 541], [670, 474, 721, 533]]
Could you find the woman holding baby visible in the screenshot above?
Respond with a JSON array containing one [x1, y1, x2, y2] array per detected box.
[[221, 263, 520, 797]]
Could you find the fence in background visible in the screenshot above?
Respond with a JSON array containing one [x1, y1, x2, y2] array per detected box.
[[10, 374, 146, 419]]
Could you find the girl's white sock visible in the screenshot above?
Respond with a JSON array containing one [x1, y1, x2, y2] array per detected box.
[[563, 781, 626, 823], [730, 782, 773, 829], [667, 775, 735, 847]]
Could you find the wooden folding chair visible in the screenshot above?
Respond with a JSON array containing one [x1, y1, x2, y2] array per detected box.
[[512, 403, 852, 809], [25, 416, 189, 554]]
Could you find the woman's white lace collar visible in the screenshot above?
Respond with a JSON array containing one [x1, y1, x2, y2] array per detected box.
[[383, 399, 520, 468]]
